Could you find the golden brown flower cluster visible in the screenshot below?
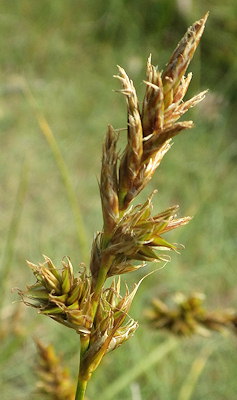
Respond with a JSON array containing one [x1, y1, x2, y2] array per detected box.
[[146, 292, 237, 337], [19, 257, 139, 377], [18, 256, 92, 334], [92, 13, 208, 285], [35, 339, 75, 400]]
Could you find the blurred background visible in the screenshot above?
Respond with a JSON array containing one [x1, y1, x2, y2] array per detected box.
[[0, 1, 236, 399]]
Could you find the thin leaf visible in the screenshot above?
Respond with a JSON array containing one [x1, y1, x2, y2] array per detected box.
[[23, 84, 89, 262], [177, 346, 213, 400], [100, 338, 177, 400]]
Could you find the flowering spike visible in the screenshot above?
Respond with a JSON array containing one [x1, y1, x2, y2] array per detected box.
[[115, 66, 143, 209], [146, 292, 237, 337], [100, 125, 119, 239], [162, 13, 209, 101], [35, 339, 75, 400], [18, 258, 93, 335]]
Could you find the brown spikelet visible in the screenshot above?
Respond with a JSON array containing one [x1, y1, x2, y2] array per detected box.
[[142, 56, 164, 136], [115, 14, 208, 209], [18, 257, 93, 334], [79, 279, 138, 380], [35, 339, 75, 400], [162, 13, 209, 104], [146, 292, 237, 337], [104, 192, 191, 276], [142, 121, 194, 160], [90, 232, 103, 282], [100, 125, 119, 239], [114, 67, 143, 209]]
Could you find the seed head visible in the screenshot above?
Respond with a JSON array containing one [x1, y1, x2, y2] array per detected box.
[[79, 278, 138, 380], [35, 339, 75, 400], [18, 256, 92, 335], [146, 292, 237, 337], [115, 14, 208, 209], [105, 192, 191, 276], [100, 125, 119, 239]]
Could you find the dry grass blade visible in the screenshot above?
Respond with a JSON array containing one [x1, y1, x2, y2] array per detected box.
[[177, 346, 213, 400], [100, 338, 178, 400], [23, 84, 89, 262]]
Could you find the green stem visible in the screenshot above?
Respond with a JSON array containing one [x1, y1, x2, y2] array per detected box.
[[91, 254, 114, 317], [75, 254, 114, 399], [75, 376, 88, 400], [75, 337, 90, 400]]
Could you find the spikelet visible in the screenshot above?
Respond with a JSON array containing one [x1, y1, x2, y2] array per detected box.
[[35, 339, 75, 400], [114, 67, 143, 209], [105, 192, 191, 275], [18, 256, 92, 335], [79, 278, 138, 380], [89, 15, 209, 282], [100, 125, 119, 240], [162, 13, 209, 103], [146, 292, 237, 337], [113, 14, 208, 210]]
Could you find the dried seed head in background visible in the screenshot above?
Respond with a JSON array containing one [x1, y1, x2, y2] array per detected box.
[[146, 292, 237, 337], [35, 339, 75, 400]]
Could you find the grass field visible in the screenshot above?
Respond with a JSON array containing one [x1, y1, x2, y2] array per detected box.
[[0, 2, 236, 399]]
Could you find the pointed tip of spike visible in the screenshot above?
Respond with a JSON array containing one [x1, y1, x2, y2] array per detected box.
[[202, 11, 210, 22]]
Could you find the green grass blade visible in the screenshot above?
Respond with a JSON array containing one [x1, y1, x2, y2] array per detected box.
[[0, 162, 28, 310], [177, 346, 213, 400], [24, 86, 89, 262], [101, 337, 178, 400]]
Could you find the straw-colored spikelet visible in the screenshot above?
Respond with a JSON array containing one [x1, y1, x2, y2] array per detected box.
[[146, 292, 237, 337], [114, 13, 208, 210], [18, 256, 93, 334], [35, 339, 75, 400], [100, 125, 119, 241], [106, 192, 191, 273], [91, 191, 191, 279], [79, 278, 138, 380]]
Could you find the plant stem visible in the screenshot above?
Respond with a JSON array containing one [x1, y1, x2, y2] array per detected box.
[[91, 254, 114, 317], [101, 337, 178, 400], [177, 346, 213, 400], [75, 337, 90, 400], [75, 254, 114, 399], [75, 376, 88, 400]]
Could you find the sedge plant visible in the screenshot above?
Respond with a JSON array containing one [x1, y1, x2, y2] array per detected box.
[[146, 292, 237, 337], [18, 14, 209, 400]]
